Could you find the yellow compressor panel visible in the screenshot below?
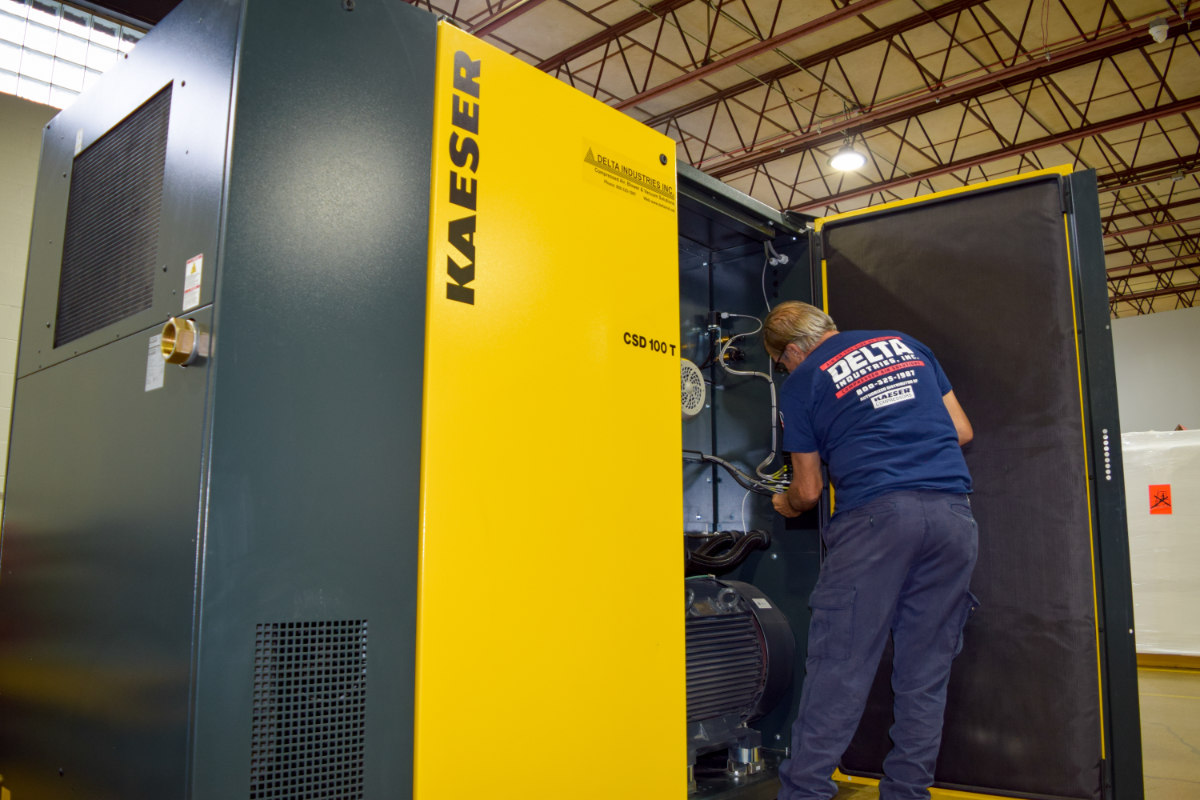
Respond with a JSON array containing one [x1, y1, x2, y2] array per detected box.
[[415, 21, 685, 799]]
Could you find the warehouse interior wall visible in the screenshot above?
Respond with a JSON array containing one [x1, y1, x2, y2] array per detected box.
[[1111, 305, 1200, 432], [1122, 429, 1200, 657], [0, 93, 56, 509], [1110, 300, 1200, 662]]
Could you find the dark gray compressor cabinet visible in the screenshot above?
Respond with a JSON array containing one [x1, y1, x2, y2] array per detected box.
[[0, 1, 437, 798]]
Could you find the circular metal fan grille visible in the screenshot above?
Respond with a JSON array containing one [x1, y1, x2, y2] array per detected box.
[[681, 359, 706, 419]]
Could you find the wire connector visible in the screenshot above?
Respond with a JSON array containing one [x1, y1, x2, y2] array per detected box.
[[765, 241, 789, 266]]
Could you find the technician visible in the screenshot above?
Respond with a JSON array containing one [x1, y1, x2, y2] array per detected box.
[[763, 301, 978, 800]]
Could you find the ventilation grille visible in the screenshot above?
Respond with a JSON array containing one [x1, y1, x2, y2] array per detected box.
[[54, 85, 172, 348], [251, 620, 369, 800], [686, 614, 763, 722]]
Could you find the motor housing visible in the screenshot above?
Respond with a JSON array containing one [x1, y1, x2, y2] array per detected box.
[[685, 577, 795, 786]]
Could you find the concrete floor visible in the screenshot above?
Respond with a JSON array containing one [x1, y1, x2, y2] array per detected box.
[[827, 666, 1200, 799], [1138, 667, 1200, 799]]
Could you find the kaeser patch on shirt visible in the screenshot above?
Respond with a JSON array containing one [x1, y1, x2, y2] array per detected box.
[[820, 336, 927, 400], [870, 385, 915, 408]]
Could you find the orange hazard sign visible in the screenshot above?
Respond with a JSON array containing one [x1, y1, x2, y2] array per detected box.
[[1149, 484, 1172, 515]]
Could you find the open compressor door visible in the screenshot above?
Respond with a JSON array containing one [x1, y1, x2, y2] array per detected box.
[[812, 168, 1140, 800]]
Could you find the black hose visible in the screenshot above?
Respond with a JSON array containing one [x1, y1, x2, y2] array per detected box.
[[694, 530, 736, 556], [685, 529, 771, 576]]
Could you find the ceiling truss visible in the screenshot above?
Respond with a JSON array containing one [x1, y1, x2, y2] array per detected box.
[[401, 0, 1197, 317]]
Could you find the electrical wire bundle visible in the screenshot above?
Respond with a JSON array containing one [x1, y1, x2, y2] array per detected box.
[[694, 312, 790, 495], [683, 450, 785, 497]]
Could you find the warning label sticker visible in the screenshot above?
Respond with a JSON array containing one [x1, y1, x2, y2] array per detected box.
[[583, 143, 676, 213], [183, 253, 203, 311], [1149, 484, 1172, 515]]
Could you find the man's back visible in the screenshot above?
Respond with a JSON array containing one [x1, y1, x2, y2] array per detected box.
[[778, 329, 970, 512]]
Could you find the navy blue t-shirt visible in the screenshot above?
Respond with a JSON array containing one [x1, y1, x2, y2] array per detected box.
[[779, 330, 971, 513]]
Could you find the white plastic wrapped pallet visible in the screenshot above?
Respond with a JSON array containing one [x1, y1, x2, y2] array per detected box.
[[1122, 429, 1200, 656]]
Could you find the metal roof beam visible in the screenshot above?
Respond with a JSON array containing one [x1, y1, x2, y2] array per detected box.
[[471, 0, 551, 37], [1104, 197, 1200, 224], [614, 0, 895, 111], [1105, 214, 1200, 238], [536, 0, 696, 74], [710, 19, 1183, 179], [785, 95, 1200, 213], [1097, 155, 1200, 192], [1107, 263, 1200, 282], [1104, 232, 1198, 256], [642, 0, 988, 128], [1111, 283, 1200, 303], [1106, 254, 1200, 274]]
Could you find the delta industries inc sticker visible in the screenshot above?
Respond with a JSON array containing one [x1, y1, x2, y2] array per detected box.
[[583, 142, 676, 212]]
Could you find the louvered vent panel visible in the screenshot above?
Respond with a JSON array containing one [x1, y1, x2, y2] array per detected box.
[[250, 620, 369, 800], [54, 85, 171, 348], [686, 614, 763, 721]]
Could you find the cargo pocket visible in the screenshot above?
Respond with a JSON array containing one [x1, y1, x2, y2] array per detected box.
[[953, 591, 981, 658], [808, 585, 855, 661]]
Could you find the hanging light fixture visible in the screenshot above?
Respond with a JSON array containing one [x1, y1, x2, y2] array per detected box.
[[1148, 17, 1169, 43], [828, 125, 866, 171], [829, 143, 866, 171]]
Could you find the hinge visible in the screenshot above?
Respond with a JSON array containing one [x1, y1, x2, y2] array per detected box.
[[810, 231, 824, 263], [1061, 179, 1074, 215]]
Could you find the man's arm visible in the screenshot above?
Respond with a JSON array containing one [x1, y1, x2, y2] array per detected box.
[[943, 390, 973, 446], [772, 450, 823, 518]]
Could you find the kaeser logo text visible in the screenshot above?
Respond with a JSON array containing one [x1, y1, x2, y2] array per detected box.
[[447, 50, 481, 304]]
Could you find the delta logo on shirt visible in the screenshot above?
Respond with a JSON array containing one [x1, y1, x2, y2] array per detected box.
[[820, 336, 927, 407]]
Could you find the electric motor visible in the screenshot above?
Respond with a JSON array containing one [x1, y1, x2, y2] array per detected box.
[[685, 578, 794, 725]]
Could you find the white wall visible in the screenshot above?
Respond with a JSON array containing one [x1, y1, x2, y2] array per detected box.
[[1123, 430, 1200, 656], [1111, 305, 1200, 432], [0, 93, 57, 500]]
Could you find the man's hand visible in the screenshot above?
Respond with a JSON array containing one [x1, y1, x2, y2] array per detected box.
[[772, 491, 803, 518], [772, 451, 823, 517]]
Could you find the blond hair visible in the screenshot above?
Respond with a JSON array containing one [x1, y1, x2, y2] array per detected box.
[[763, 301, 837, 359]]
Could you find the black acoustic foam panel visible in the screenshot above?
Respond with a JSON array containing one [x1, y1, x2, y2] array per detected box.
[[822, 178, 1102, 800]]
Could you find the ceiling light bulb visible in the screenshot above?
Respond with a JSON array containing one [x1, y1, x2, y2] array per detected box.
[[829, 146, 866, 171], [1149, 17, 1169, 43]]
